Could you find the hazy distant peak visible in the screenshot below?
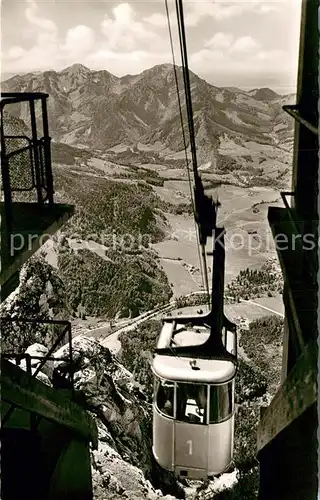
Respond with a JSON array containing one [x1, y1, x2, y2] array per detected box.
[[225, 86, 246, 94], [247, 87, 280, 101], [141, 63, 182, 77], [60, 63, 91, 75], [146, 63, 174, 72], [92, 68, 119, 79]]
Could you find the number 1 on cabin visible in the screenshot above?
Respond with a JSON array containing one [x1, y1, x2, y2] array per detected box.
[[187, 440, 193, 455]]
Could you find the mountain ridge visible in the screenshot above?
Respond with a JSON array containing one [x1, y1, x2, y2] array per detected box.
[[1, 63, 289, 98], [2, 63, 295, 167]]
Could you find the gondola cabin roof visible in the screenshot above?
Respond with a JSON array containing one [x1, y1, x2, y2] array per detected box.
[[152, 355, 236, 384], [152, 324, 236, 384]]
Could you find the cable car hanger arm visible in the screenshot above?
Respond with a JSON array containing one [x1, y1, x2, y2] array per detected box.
[[155, 0, 236, 361], [155, 226, 237, 360]]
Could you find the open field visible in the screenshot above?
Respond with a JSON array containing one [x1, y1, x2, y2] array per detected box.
[[160, 258, 202, 297], [250, 294, 285, 315], [51, 145, 286, 301], [153, 180, 191, 204], [138, 163, 167, 172], [152, 183, 281, 296], [87, 157, 130, 176]]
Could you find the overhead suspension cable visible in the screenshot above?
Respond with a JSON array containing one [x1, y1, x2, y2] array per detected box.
[[173, 0, 211, 306], [174, 0, 198, 180], [164, 0, 208, 303]]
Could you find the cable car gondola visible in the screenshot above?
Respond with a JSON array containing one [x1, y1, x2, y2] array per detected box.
[[152, 227, 238, 480], [152, 0, 238, 480]]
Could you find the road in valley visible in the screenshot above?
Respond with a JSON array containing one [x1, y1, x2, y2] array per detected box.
[[73, 291, 284, 355], [241, 298, 284, 317], [72, 301, 176, 354]]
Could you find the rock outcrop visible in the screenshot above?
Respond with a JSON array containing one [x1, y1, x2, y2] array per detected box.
[[16, 336, 183, 499]]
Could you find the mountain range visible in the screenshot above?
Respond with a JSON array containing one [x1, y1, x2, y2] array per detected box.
[[2, 63, 295, 165]]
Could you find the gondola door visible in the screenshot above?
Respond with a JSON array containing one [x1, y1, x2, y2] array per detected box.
[[174, 383, 209, 476], [174, 422, 208, 472]]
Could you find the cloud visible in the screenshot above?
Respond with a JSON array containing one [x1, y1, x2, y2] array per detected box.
[[63, 25, 96, 58], [86, 49, 172, 76], [25, 0, 57, 33], [2, 0, 299, 90], [231, 36, 260, 53], [144, 0, 285, 28], [3, 3, 96, 71], [4, 0, 60, 71], [259, 4, 279, 13], [143, 12, 169, 28], [141, 10, 175, 29], [205, 33, 234, 50], [187, 0, 287, 23], [100, 3, 159, 51], [3, 0, 163, 73], [6, 46, 26, 60], [203, 33, 260, 54], [189, 29, 288, 81], [189, 45, 292, 81], [2, 0, 170, 76], [253, 49, 287, 63], [190, 49, 225, 64]]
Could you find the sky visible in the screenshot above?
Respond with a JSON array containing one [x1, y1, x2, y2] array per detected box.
[[1, 0, 302, 93]]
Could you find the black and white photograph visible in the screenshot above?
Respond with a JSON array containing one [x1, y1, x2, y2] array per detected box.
[[0, 0, 318, 499]]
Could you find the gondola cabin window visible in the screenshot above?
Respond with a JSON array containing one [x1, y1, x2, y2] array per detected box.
[[155, 379, 174, 418], [176, 383, 208, 424], [209, 381, 234, 423]]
